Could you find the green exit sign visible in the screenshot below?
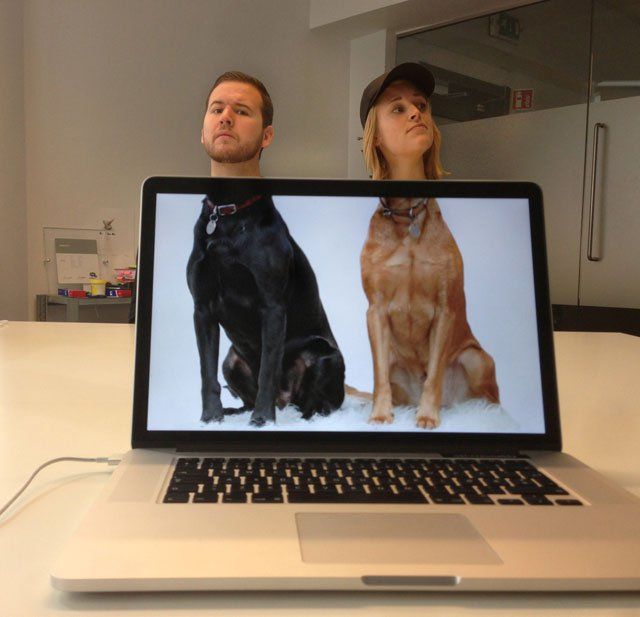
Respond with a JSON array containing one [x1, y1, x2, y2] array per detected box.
[[489, 12, 521, 43]]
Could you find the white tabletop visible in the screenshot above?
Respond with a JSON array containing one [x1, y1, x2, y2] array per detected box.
[[1, 321, 639, 615]]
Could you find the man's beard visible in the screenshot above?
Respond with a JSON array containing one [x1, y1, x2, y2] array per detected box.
[[205, 133, 263, 164]]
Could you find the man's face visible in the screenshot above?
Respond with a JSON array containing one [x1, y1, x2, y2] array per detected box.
[[201, 81, 273, 164]]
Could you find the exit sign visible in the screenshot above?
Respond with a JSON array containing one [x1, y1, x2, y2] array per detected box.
[[512, 89, 534, 111], [489, 12, 521, 43]]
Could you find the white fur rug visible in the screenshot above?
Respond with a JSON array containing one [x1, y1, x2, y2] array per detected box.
[[185, 395, 518, 433]]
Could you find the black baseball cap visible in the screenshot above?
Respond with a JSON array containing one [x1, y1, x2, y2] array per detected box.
[[359, 62, 435, 128]]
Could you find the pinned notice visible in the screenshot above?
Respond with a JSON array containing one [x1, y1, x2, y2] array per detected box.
[[55, 238, 100, 284]]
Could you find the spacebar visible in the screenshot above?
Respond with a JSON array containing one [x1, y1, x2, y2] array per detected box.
[[287, 492, 426, 504]]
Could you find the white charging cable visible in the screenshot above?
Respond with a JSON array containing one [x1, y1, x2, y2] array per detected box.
[[0, 455, 122, 517]]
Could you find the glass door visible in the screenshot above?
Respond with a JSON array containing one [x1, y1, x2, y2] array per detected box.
[[395, 0, 592, 307]]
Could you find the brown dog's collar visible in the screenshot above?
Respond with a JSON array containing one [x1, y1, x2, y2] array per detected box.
[[204, 195, 262, 216], [380, 197, 427, 220]]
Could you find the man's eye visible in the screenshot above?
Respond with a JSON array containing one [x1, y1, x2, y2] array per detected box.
[[211, 108, 222, 114], [236, 109, 248, 115]]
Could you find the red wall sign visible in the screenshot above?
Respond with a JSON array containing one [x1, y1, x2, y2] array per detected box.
[[512, 89, 534, 111]]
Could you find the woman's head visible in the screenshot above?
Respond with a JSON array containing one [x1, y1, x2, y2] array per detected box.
[[360, 63, 444, 180]]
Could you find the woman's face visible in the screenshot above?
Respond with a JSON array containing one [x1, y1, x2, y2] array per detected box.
[[374, 80, 434, 162]]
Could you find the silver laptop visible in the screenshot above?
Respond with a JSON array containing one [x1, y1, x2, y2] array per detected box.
[[51, 177, 640, 592]]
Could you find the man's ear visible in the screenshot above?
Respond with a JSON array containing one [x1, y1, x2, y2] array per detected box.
[[261, 125, 274, 149], [200, 127, 205, 145]]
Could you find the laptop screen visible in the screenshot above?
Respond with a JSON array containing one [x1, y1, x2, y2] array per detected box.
[[136, 179, 558, 449]]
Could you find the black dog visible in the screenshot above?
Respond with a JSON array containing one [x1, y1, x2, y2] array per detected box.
[[187, 193, 345, 427]]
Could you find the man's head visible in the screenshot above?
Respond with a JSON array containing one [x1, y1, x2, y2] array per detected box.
[[201, 71, 274, 175]]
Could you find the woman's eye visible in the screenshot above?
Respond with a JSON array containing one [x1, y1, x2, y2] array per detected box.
[[393, 106, 404, 113]]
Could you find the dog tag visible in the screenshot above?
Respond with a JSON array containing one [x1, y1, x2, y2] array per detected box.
[[409, 221, 420, 238], [206, 213, 218, 235]]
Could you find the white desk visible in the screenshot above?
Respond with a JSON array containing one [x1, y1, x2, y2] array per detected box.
[[1, 321, 639, 615]]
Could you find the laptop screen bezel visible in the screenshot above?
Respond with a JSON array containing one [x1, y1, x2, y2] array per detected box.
[[132, 177, 561, 454]]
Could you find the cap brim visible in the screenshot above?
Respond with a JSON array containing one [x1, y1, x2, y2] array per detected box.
[[360, 62, 435, 127]]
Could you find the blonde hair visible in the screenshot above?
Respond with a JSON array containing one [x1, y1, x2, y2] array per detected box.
[[362, 104, 445, 180]]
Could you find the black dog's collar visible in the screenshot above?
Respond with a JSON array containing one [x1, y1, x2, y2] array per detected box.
[[203, 195, 263, 236], [204, 195, 262, 216]]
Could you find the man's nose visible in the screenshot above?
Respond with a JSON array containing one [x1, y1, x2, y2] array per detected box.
[[218, 106, 233, 124]]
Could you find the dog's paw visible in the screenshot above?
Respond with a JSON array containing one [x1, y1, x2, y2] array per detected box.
[[368, 412, 394, 424], [200, 408, 224, 423], [200, 396, 225, 423], [250, 409, 276, 427], [416, 414, 440, 429]]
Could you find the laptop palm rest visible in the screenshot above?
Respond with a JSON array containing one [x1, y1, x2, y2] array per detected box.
[[296, 513, 502, 565]]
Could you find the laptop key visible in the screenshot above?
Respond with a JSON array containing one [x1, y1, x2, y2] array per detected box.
[[555, 499, 583, 506], [163, 493, 190, 503], [222, 492, 249, 503], [167, 483, 199, 494], [429, 493, 465, 505], [522, 493, 553, 506], [541, 486, 569, 496], [170, 475, 202, 486], [251, 493, 284, 503], [193, 492, 220, 503], [171, 472, 202, 482], [497, 498, 525, 505], [506, 484, 549, 495], [464, 493, 494, 505], [287, 491, 339, 503]]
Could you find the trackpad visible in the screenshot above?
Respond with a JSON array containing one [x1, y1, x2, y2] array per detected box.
[[296, 513, 502, 564]]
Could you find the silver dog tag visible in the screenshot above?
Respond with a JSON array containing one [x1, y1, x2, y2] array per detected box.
[[409, 221, 420, 238], [206, 213, 218, 235]]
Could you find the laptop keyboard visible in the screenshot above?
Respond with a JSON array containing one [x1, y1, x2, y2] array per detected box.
[[162, 457, 583, 506]]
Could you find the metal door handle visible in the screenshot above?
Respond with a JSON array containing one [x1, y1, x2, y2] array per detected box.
[[587, 122, 606, 261]]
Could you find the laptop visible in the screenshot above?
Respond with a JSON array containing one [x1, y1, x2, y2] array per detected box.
[[51, 177, 640, 592]]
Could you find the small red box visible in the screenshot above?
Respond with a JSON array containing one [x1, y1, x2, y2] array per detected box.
[[106, 288, 132, 298]]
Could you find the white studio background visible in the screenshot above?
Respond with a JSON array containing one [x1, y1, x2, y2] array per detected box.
[[147, 193, 543, 433]]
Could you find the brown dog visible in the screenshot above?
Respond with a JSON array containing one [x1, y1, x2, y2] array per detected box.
[[360, 196, 499, 428]]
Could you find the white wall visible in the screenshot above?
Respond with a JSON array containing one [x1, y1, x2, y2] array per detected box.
[[348, 30, 388, 179], [310, 0, 407, 29], [21, 0, 352, 317], [0, 0, 27, 320]]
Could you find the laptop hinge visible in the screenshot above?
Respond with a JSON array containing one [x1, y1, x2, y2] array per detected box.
[[438, 450, 529, 459], [172, 445, 530, 459]]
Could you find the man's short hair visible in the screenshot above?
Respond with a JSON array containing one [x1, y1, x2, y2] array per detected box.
[[204, 71, 274, 128]]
